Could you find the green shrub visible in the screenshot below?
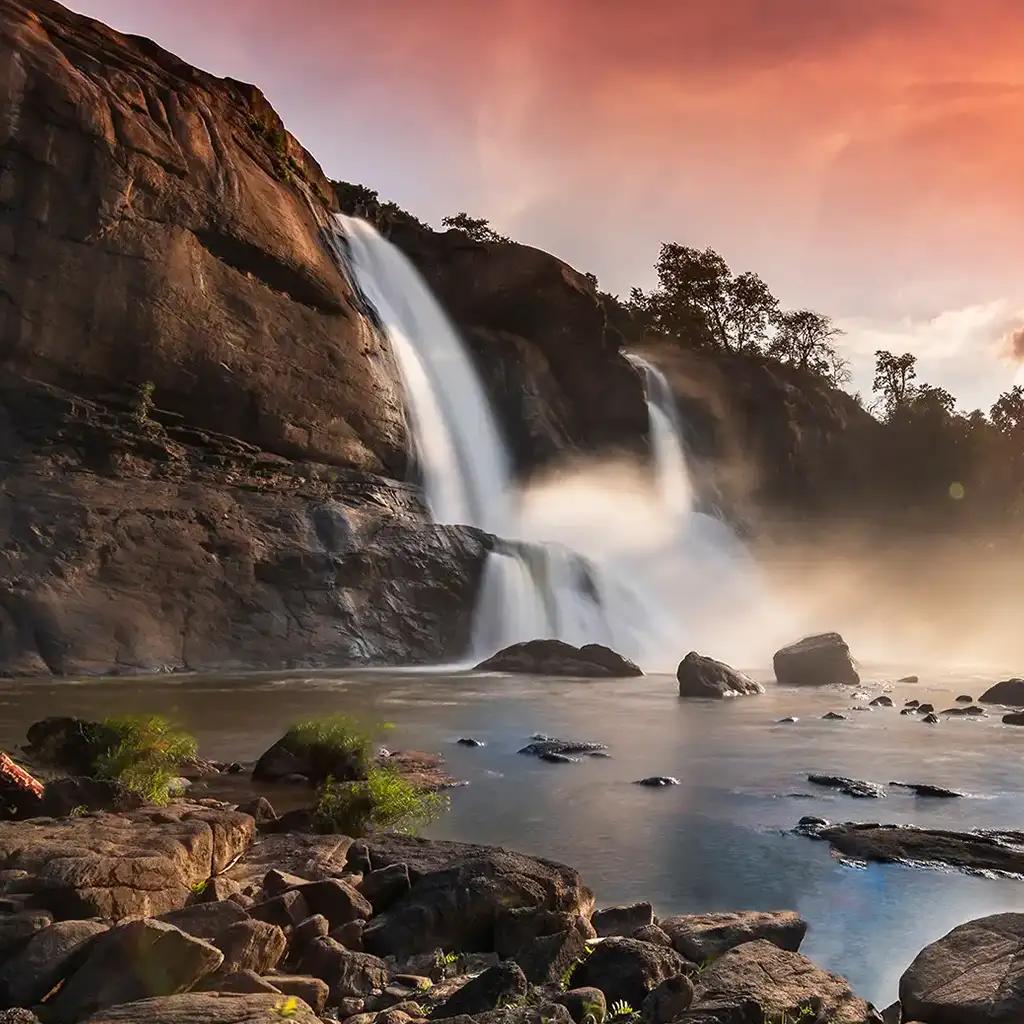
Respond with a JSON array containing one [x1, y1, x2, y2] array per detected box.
[[90, 715, 197, 805], [314, 765, 447, 836], [282, 713, 378, 782]]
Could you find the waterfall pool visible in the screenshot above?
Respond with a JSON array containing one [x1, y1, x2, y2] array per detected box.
[[3, 662, 1022, 1006]]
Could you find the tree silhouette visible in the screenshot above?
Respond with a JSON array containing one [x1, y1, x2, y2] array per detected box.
[[872, 350, 918, 418], [441, 212, 509, 244], [991, 385, 1024, 438], [768, 310, 849, 385]]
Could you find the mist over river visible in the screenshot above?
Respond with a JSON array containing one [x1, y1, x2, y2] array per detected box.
[[3, 663, 1023, 1006]]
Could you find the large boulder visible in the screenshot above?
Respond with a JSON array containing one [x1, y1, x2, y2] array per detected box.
[[572, 938, 692, 1007], [0, 912, 52, 957], [899, 913, 1024, 1024], [48, 920, 223, 1022], [659, 911, 807, 962], [299, 936, 389, 1000], [476, 640, 642, 678], [80, 992, 320, 1024], [690, 939, 879, 1022], [360, 837, 593, 958], [0, 919, 109, 1008], [979, 679, 1024, 706], [773, 633, 859, 687], [676, 653, 764, 699], [0, 806, 254, 919], [592, 902, 655, 938], [431, 962, 529, 1018]]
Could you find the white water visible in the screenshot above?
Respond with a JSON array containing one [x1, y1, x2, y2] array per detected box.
[[334, 216, 788, 669]]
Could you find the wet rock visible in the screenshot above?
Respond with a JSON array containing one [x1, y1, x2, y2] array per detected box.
[[898, 675, 919, 683], [0, 911, 53, 957], [81, 992, 320, 1024], [213, 920, 288, 975], [431, 962, 528, 1017], [773, 633, 859, 687], [299, 936, 389, 999], [900, 708, 915, 716], [979, 678, 1024, 706], [776, 716, 798, 723], [900, 912, 1024, 1024], [641, 975, 695, 1024], [660, 911, 806, 962], [572, 937, 692, 1008], [358, 863, 411, 913], [557, 988, 606, 1024], [592, 902, 655, 938], [869, 695, 894, 707], [0, 919, 108, 1008], [676, 653, 764, 699], [821, 712, 848, 721], [269, 976, 330, 1014], [922, 713, 940, 724], [1003, 712, 1024, 725], [797, 822, 1024, 876], [252, 733, 365, 785], [290, 879, 371, 928], [965, 705, 987, 715], [689, 939, 877, 1022], [889, 781, 963, 798], [956, 694, 974, 703], [516, 926, 589, 985], [904, 699, 920, 708], [808, 774, 886, 799], [457, 738, 485, 747], [0, 806, 254, 920], [634, 777, 679, 787], [49, 920, 223, 1022], [476, 640, 642, 678], [632, 924, 673, 947], [539, 752, 580, 764], [917, 703, 935, 714], [519, 738, 608, 759]]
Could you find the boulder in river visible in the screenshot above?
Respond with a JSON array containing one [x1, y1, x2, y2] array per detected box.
[[633, 777, 680, 787], [518, 737, 608, 759], [869, 695, 893, 707], [773, 633, 859, 687], [676, 653, 765, 698], [888, 781, 963, 798], [1003, 712, 1024, 726], [979, 678, 1024, 706], [807, 774, 885, 799], [821, 712, 847, 721], [659, 910, 806, 962], [475, 640, 642, 677], [900, 912, 1024, 1024]]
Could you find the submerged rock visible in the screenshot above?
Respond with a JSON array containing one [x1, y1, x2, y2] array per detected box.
[[922, 712, 940, 724], [456, 738, 485, 747], [1004, 712, 1024, 726], [807, 774, 885, 799], [889, 781, 963, 798], [633, 777, 680, 787], [773, 633, 859, 687], [897, 675, 919, 683], [518, 737, 608, 759], [476, 640, 642, 677], [979, 678, 1024, 706], [868, 695, 893, 707], [956, 694, 974, 702], [676, 652, 764, 698], [821, 712, 848, 721], [899, 913, 1024, 1024]]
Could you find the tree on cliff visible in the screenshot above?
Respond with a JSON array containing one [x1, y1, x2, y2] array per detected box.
[[991, 385, 1024, 440], [768, 310, 850, 385], [627, 244, 778, 352], [872, 350, 919, 418], [441, 212, 509, 243]]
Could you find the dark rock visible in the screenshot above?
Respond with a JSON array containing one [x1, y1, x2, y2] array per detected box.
[[518, 738, 608, 759], [268, 976, 330, 1015], [904, 699, 920, 708], [572, 937, 692, 1008], [495, 906, 593, 959], [773, 633, 859, 687], [900, 913, 1024, 1024], [292, 914, 331, 949], [922, 713, 940, 724], [632, 924, 673, 947], [821, 712, 848, 721], [979, 678, 1024, 706], [248, 891, 310, 929], [540, 752, 580, 764], [515, 927, 588, 985], [808, 774, 885, 799], [236, 798, 277, 825], [0, 919, 108, 1008], [49, 920, 223, 1022], [1004, 712, 1024, 725], [39, 777, 144, 817], [253, 734, 364, 785], [917, 703, 935, 714], [457, 738, 485, 747], [900, 708, 915, 716], [157, 901, 251, 942], [965, 705, 987, 715], [889, 781, 963, 798], [290, 879, 371, 928], [0, 806, 253, 920], [331, 920, 366, 951], [214, 920, 288, 975], [262, 869, 313, 897], [798, 821, 1024, 876], [776, 716, 798, 723], [592, 902, 655, 938], [676, 653, 764, 699], [80, 992, 320, 1024], [0, 911, 53, 957], [203, 971, 280, 995], [641, 975, 695, 1024], [634, 777, 680, 787], [689, 939, 877, 1022], [476, 640, 642, 678], [557, 988, 606, 1024], [431, 962, 528, 1017], [956, 694, 974, 703], [358, 863, 411, 913], [299, 936, 389, 999], [660, 911, 806, 962], [869, 695, 894, 707], [898, 675, 919, 683]]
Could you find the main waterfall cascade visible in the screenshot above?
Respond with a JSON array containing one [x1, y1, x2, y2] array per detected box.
[[334, 215, 781, 669]]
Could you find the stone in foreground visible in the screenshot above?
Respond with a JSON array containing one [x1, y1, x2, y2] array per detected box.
[[900, 912, 1024, 1024], [773, 632, 859, 687], [81, 992, 320, 1024], [476, 640, 642, 677], [676, 653, 765, 699], [592, 901, 654, 937], [659, 910, 807, 961], [572, 937, 691, 1007], [690, 939, 879, 1022]]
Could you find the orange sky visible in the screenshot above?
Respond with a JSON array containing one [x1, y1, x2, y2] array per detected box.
[[71, 0, 1024, 408]]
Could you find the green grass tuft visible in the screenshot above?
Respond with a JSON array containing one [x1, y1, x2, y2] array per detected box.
[[314, 766, 447, 837]]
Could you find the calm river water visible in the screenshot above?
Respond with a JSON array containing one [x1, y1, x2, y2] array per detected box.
[[2, 664, 1022, 1006]]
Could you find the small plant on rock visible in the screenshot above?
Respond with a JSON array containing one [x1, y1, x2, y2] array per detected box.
[[608, 1001, 637, 1021], [314, 766, 447, 837], [130, 380, 156, 427]]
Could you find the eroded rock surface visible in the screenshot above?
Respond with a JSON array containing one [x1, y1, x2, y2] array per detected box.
[[676, 653, 765, 698], [773, 633, 859, 687]]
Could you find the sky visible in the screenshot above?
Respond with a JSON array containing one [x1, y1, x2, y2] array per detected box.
[[70, 0, 1024, 410]]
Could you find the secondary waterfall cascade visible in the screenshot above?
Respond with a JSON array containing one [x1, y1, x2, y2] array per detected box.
[[334, 215, 780, 669]]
